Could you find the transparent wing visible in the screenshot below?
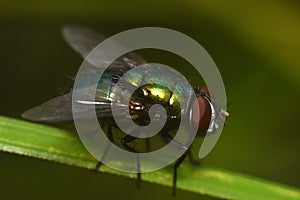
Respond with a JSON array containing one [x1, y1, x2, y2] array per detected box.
[[62, 25, 146, 67], [22, 26, 148, 123], [22, 93, 75, 123], [22, 91, 130, 123], [22, 58, 143, 123]]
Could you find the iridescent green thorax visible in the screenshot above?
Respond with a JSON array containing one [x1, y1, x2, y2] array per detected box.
[[94, 67, 194, 129], [124, 69, 192, 115], [129, 83, 182, 127], [139, 83, 181, 114]]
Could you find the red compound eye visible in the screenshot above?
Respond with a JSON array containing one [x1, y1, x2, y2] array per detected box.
[[191, 87, 212, 132]]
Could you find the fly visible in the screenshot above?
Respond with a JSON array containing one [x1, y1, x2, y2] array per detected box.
[[22, 26, 229, 195]]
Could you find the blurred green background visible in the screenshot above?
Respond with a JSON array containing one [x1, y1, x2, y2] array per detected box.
[[0, 0, 299, 199]]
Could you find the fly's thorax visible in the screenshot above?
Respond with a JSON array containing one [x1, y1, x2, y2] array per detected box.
[[94, 67, 194, 131], [129, 83, 182, 127]]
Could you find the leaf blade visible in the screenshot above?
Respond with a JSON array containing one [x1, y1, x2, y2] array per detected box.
[[0, 115, 299, 200]]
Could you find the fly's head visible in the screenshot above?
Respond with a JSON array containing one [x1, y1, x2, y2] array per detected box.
[[190, 86, 229, 136]]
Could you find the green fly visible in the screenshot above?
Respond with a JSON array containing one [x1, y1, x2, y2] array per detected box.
[[22, 26, 229, 195]]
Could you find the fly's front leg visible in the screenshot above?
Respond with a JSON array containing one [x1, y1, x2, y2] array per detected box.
[[121, 135, 142, 188], [188, 150, 201, 166]]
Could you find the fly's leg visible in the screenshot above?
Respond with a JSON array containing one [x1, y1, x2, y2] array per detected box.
[[160, 131, 188, 152], [94, 125, 114, 172], [161, 130, 200, 165], [188, 150, 201, 166], [172, 151, 188, 195], [121, 135, 142, 188], [160, 131, 189, 195], [146, 138, 151, 152]]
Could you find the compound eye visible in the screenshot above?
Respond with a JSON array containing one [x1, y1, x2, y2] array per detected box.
[[199, 86, 210, 97], [191, 88, 212, 133]]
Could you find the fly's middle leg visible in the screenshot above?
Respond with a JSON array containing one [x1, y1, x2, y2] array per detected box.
[[121, 135, 142, 188], [94, 125, 114, 172], [160, 131, 190, 195], [172, 151, 188, 195]]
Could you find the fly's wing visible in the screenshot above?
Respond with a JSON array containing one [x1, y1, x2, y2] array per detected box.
[[22, 25, 147, 123], [22, 65, 135, 123], [22, 89, 130, 123], [62, 25, 146, 67], [22, 92, 75, 123]]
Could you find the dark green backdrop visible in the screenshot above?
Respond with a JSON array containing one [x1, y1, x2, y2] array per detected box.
[[0, 1, 299, 199]]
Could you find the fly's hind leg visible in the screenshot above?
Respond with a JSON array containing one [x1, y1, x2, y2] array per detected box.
[[94, 125, 114, 172], [121, 135, 142, 188]]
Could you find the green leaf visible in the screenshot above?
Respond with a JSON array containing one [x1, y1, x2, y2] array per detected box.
[[0, 115, 299, 200]]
